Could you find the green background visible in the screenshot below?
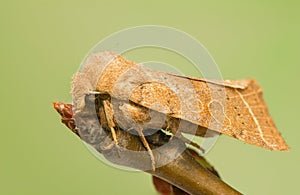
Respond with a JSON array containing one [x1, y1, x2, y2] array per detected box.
[[1, 1, 299, 194]]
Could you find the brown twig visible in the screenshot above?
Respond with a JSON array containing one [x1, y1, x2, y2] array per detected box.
[[100, 129, 242, 195], [54, 102, 242, 195]]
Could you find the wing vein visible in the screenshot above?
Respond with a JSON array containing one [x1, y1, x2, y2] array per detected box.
[[234, 89, 276, 148]]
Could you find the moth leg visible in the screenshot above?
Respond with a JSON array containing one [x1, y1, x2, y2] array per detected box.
[[102, 141, 116, 150], [102, 99, 119, 146], [138, 127, 156, 171], [164, 119, 205, 153], [176, 134, 205, 154], [110, 127, 119, 145]]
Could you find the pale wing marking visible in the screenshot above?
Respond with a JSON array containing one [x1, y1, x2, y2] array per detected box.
[[227, 90, 263, 99], [234, 89, 277, 148]]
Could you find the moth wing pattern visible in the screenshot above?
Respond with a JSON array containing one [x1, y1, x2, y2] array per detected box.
[[129, 72, 289, 151], [166, 73, 249, 89], [75, 52, 289, 151]]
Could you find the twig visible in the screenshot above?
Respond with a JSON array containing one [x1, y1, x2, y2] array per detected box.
[[54, 102, 242, 195], [102, 130, 241, 195]]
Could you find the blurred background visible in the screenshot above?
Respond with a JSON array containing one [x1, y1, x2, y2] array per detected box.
[[1, 1, 299, 194]]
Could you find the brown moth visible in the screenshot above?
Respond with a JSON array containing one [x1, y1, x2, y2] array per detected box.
[[71, 51, 289, 155]]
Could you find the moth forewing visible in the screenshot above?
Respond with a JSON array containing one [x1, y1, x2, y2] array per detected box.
[[72, 52, 289, 153], [166, 73, 250, 89], [128, 74, 289, 151]]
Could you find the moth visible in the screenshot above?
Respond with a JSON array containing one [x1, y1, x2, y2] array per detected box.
[[61, 51, 289, 170]]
